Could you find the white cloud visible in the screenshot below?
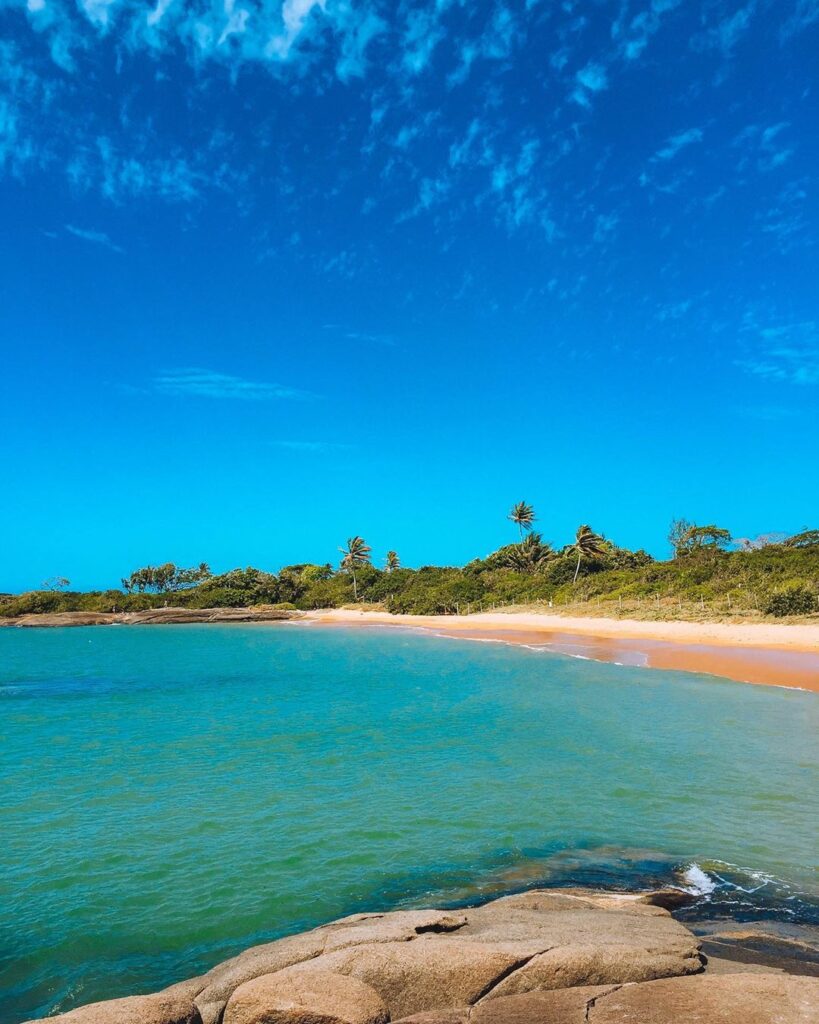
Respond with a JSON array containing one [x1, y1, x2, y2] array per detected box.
[[692, 1, 757, 54], [572, 62, 608, 107], [402, 5, 446, 74], [576, 62, 608, 92], [654, 127, 703, 161], [65, 224, 124, 253], [737, 321, 819, 385], [153, 369, 310, 399]]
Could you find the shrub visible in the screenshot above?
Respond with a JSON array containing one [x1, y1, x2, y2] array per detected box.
[[763, 585, 816, 618]]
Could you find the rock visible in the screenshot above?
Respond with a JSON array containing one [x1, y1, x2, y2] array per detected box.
[[300, 939, 529, 1019], [223, 968, 388, 1024], [4, 612, 121, 627], [472, 986, 619, 1024], [407, 975, 819, 1023], [194, 911, 467, 1024], [0, 607, 301, 629], [23, 991, 202, 1024], [389, 1012, 472, 1024], [694, 921, 819, 977], [195, 933, 328, 1024], [320, 911, 468, 951], [586, 973, 819, 1023], [458, 890, 702, 999], [634, 888, 698, 912], [33, 890, 716, 1024], [703, 956, 783, 975], [481, 944, 702, 1000]]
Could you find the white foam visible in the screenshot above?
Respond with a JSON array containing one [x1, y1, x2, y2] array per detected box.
[[681, 863, 717, 895]]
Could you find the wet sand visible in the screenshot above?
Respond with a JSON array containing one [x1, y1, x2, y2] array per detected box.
[[304, 610, 819, 691]]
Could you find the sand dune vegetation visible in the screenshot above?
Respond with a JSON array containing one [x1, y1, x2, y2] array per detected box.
[[3, 515, 817, 622]]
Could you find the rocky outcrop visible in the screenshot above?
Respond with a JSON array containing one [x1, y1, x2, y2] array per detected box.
[[444, 973, 819, 1024], [1, 607, 301, 628], [192, 911, 467, 1024], [223, 968, 389, 1024], [25, 890, 819, 1024], [25, 989, 203, 1024]]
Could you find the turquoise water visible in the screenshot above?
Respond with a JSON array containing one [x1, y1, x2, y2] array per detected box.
[[1, 623, 817, 1023]]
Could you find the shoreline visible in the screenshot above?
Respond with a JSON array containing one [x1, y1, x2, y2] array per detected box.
[[27, 884, 819, 1024], [2, 605, 817, 691], [302, 609, 819, 692]]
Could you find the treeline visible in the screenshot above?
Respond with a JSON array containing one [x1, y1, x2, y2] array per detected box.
[[2, 511, 818, 620]]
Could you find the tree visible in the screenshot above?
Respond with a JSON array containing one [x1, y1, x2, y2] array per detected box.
[[41, 576, 70, 591], [676, 524, 732, 557], [783, 529, 819, 548], [508, 501, 536, 540], [120, 562, 212, 594], [668, 517, 693, 558], [339, 537, 372, 600], [385, 551, 400, 572], [572, 524, 606, 584], [503, 532, 552, 572]]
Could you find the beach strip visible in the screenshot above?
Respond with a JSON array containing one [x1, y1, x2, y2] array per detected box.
[[304, 609, 819, 691]]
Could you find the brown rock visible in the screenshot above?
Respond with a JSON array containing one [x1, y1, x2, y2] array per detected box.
[[471, 986, 619, 1024], [23, 990, 202, 1024], [390, 1012, 472, 1024], [588, 972, 819, 1023], [223, 968, 388, 1024], [482, 944, 701, 1000], [194, 911, 467, 1024], [459, 893, 702, 999], [5, 612, 121, 628], [477, 890, 672, 917], [195, 933, 328, 1024], [320, 911, 468, 951], [301, 939, 528, 1018], [634, 888, 698, 912]]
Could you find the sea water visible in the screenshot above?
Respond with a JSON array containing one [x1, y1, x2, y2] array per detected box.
[[1, 623, 817, 1022]]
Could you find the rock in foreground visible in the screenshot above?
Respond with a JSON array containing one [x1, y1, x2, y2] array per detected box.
[[27, 889, 819, 1024]]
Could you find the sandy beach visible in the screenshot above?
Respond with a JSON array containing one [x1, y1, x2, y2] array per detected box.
[[304, 609, 819, 691]]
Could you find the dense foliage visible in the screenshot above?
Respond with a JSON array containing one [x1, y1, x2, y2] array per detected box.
[[2, 519, 817, 620]]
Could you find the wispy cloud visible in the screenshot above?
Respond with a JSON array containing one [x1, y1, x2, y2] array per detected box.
[[65, 224, 124, 253], [153, 369, 310, 400], [780, 0, 819, 39], [736, 321, 819, 385], [692, 1, 757, 54], [572, 62, 609, 107], [320, 324, 397, 347], [654, 127, 703, 161]]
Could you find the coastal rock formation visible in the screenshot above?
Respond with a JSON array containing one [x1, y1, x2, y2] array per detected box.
[[193, 911, 467, 1024], [421, 974, 819, 1024], [1, 607, 301, 628], [26, 890, 819, 1024], [27, 989, 202, 1024], [223, 968, 389, 1024]]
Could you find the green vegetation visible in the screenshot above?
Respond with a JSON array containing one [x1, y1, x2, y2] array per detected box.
[[508, 500, 536, 540], [2, 512, 818, 621]]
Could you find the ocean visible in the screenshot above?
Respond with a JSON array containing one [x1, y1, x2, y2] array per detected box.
[[1, 623, 817, 1022]]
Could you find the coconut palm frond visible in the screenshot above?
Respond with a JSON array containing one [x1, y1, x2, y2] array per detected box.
[[508, 500, 536, 540]]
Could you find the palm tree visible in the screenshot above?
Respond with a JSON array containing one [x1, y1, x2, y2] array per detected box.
[[572, 524, 606, 584], [508, 501, 536, 540], [503, 532, 552, 572], [385, 551, 400, 572], [339, 536, 372, 600]]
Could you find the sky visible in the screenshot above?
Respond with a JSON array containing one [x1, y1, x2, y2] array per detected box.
[[1, 0, 818, 591]]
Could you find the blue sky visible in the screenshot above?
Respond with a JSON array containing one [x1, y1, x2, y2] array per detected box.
[[1, 0, 818, 590]]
